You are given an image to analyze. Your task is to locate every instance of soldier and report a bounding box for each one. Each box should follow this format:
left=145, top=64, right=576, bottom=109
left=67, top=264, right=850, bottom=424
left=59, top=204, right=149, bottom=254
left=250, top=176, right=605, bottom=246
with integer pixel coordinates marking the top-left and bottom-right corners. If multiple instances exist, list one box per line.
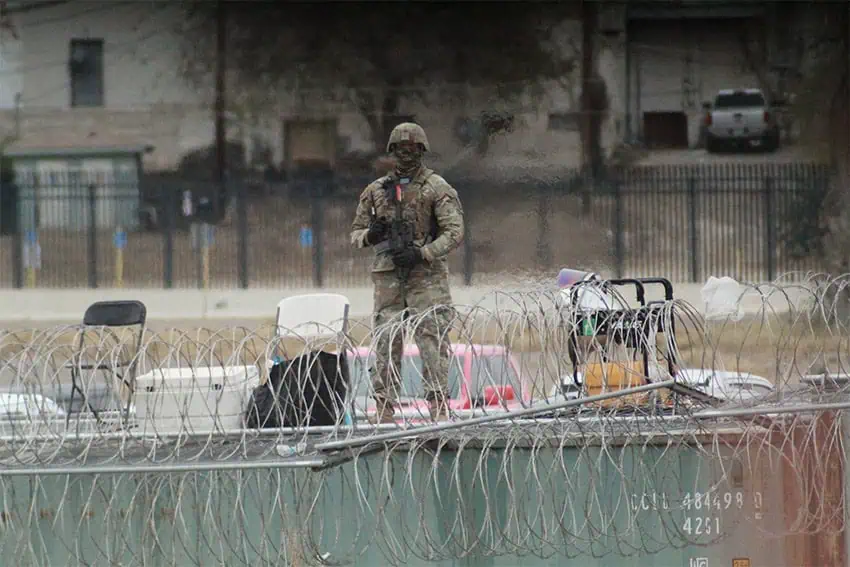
left=350, top=122, right=465, bottom=423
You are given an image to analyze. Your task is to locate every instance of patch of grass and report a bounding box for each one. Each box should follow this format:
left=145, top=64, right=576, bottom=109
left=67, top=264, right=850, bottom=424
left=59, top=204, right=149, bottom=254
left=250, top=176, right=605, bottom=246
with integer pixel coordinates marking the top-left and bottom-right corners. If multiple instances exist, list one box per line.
left=669, top=313, right=845, bottom=385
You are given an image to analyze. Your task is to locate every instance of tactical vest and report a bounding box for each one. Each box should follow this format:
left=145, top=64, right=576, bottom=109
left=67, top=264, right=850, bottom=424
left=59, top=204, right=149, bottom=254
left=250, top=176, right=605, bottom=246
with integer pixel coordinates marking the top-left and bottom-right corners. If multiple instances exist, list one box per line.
left=369, top=168, right=443, bottom=273
left=375, top=169, right=439, bottom=245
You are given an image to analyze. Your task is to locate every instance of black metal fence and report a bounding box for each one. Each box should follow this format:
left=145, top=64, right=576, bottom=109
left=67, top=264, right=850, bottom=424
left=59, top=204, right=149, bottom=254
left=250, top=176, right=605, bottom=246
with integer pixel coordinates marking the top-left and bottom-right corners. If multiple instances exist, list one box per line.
left=0, top=162, right=832, bottom=289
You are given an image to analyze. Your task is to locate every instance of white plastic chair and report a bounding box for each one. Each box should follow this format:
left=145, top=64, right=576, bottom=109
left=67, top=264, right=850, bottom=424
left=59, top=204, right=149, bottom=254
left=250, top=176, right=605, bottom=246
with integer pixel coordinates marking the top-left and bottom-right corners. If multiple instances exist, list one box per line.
left=274, top=293, right=350, bottom=340
left=271, top=293, right=354, bottom=426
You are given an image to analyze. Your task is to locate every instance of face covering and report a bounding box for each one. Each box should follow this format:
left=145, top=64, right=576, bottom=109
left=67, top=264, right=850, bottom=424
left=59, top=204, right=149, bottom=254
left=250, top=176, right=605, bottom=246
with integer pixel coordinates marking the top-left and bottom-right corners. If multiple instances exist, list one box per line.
left=393, top=144, right=423, bottom=178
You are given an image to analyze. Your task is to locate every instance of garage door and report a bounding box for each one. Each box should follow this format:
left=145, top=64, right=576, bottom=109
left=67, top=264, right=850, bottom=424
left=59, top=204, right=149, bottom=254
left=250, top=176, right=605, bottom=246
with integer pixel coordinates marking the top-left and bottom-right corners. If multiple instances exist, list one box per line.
left=631, top=21, right=691, bottom=148
left=35, top=160, right=84, bottom=230
left=632, top=21, right=688, bottom=114
left=80, top=159, right=140, bottom=230
left=642, top=112, right=689, bottom=149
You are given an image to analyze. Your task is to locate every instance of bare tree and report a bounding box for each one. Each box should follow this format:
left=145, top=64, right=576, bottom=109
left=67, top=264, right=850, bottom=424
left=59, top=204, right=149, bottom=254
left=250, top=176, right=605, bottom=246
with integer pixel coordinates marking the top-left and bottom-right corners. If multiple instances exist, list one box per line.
left=732, top=4, right=850, bottom=282
left=780, top=4, right=850, bottom=277
left=178, top=2, right=578, bottom=153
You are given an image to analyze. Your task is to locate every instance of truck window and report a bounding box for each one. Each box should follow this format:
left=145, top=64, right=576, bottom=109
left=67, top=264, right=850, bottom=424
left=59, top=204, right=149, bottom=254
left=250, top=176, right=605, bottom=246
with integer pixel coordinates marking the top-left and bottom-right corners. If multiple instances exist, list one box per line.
left=713, top=92, right=765, bottom=109
left=350, top=354, right=462, bottom=399
left=469, top=354, right=522, bottom=400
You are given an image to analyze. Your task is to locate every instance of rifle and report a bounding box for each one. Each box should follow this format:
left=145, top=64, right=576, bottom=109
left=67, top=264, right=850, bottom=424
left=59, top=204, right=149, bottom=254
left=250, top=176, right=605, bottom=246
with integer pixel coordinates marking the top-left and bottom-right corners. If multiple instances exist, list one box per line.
left=386, top=179, right=415, bottom=293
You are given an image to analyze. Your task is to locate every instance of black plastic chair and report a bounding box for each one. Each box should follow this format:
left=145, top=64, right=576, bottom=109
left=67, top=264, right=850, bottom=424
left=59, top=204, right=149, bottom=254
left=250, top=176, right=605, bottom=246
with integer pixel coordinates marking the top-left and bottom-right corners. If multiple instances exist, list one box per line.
left=66, top=300, right=147, bottom=426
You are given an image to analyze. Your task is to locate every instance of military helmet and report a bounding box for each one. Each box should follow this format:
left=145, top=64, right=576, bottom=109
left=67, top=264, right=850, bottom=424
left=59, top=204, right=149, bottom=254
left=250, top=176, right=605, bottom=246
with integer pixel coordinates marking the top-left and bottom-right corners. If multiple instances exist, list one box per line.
left=386, top=122, right=430, bottom=153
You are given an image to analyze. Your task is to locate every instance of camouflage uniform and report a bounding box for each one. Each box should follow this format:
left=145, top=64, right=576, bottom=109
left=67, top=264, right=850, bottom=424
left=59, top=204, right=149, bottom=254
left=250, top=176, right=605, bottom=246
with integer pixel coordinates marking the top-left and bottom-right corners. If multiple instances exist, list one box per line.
left=350, top=123, right=465, bottom=423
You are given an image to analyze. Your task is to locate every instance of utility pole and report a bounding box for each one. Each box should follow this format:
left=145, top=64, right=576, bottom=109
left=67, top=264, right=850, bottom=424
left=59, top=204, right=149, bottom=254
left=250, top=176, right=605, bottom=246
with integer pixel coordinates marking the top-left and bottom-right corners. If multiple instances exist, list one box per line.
left=215, top=0, right=227, bottom=217
left=205, top=0, right=238, bottom=289
left=213, top=0, right=247, bottom=287
left=580, top=0, right=597, bottom=215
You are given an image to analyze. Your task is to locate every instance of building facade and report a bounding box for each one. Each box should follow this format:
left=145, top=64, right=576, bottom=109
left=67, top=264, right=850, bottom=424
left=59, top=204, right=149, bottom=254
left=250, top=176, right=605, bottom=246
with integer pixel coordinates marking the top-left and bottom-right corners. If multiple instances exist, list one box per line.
left=0, top=1, right=214, bottom=171
left=0, top=1, right=792, bottom=175
left=624, top=1, right=777, bottom=149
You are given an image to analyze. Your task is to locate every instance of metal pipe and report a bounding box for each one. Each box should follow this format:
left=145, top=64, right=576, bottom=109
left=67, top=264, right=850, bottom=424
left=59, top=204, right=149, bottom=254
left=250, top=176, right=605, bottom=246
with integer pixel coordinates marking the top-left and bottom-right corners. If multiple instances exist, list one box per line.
left=0, top=457, right=327, bottom=477
left=314, top=379, right=677, bottom=452
left=693, top=400, right=850, bottom=420
left=0, top=412, right=695, bottom=445
left=843, top=394, right=850, bottom=567
left=0, top=396, right=701, bottom=445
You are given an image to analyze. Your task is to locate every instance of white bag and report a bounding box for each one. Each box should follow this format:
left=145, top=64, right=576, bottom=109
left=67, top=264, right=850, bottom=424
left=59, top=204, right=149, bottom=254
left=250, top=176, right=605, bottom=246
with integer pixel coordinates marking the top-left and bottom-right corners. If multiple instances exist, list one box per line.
left=701, top=276, right=744, bottom=322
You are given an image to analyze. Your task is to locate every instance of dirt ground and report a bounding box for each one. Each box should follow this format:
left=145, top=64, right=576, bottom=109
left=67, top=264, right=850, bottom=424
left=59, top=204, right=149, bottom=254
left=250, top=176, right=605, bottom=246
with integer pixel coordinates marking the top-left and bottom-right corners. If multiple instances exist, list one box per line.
left=0, top=309, right=834, bottom=397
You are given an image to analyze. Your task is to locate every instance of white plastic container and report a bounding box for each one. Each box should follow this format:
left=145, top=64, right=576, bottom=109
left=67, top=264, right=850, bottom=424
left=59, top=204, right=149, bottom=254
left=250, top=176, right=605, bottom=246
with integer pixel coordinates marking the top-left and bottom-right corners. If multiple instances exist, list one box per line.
left=134, top=365, right=260, bottom=434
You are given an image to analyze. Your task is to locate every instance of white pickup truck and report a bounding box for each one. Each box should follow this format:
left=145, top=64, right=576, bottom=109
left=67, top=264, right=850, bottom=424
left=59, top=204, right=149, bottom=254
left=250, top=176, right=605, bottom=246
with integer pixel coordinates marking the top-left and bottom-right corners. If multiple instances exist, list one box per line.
left=704, top=88, right=780, bottom=153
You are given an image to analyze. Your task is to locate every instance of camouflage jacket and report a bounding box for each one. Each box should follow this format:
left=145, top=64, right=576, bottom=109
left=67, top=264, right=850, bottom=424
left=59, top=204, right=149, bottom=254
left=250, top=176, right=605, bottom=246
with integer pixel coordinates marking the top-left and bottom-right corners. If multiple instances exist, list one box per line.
left=350, top=166, right=465, bottom=274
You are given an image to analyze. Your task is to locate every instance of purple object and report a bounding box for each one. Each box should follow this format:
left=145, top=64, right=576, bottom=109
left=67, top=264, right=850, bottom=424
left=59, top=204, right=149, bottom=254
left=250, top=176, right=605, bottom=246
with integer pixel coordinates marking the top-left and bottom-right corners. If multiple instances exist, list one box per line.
left=557, top=268, right=598, bottom=288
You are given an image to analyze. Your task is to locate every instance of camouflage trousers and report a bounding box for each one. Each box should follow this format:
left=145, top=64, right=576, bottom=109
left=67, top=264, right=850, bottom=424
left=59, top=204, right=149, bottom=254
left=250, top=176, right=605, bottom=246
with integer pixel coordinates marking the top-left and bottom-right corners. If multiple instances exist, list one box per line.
left=370, top=270, right=455, bottom=405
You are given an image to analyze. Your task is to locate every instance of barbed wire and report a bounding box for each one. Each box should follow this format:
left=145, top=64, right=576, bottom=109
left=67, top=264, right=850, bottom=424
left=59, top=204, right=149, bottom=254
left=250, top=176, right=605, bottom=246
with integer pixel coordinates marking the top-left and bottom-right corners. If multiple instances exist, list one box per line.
left=0, top=273, right=848, bottom=565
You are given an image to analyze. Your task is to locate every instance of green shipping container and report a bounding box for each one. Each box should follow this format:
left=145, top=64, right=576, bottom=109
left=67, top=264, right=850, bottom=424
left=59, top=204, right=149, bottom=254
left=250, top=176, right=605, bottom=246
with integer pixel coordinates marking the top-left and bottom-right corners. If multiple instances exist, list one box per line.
left=0, top=441, right=789, bottom=567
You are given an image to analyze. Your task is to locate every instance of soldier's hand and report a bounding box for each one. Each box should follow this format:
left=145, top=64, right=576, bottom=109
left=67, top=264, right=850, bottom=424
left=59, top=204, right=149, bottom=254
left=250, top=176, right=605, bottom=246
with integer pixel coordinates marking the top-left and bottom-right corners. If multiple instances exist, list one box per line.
left=391, top=246, right=423, bottom=269
left=366, top=217, right=389, bottom=245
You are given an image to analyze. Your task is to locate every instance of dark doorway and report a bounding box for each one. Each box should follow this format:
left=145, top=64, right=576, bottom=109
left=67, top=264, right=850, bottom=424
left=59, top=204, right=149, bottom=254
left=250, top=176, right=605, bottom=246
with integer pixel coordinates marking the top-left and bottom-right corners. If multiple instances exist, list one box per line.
left=642, top=111, right=689, bottom=149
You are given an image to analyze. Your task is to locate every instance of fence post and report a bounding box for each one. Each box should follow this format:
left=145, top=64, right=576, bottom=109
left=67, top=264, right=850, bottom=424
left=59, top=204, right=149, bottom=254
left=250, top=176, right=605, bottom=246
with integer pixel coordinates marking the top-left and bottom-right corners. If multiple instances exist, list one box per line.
left=613, top=175, right=624, bottom=278
left=197, top=222, right=211, bottom=290
left=87, top=184, right=98, bottom=288
left=311, top=193, right=324, bottom=288
left=163, top=188, right=174, bottom=289
left=764, top=176, right=776, bottom=281
left=237, top=181, right=249, bottom=289
left=12, top=189, right=22, bottom=289
left=463, top=198, right=473, bottom=286
left=687, top=177, right=699, bottom=283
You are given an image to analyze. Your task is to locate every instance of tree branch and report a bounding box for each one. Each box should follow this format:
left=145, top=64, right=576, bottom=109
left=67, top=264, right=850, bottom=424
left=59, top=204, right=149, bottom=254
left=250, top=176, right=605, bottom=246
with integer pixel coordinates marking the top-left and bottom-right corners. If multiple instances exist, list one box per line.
left=178, top=2, right=578, bottom=151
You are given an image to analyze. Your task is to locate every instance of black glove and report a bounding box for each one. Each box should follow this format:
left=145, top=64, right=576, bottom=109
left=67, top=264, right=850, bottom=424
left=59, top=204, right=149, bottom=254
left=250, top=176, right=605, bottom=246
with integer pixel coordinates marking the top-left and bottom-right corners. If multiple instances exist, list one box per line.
left=392, top=246, right=423, bottom=269
left=366, top=217, right=389, bottom=246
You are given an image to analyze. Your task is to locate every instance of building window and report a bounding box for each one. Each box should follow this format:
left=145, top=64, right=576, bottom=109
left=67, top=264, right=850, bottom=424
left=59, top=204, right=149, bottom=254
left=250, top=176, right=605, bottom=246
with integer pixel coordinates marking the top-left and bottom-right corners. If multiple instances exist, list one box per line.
left=69, top=38, right=103, bottom=107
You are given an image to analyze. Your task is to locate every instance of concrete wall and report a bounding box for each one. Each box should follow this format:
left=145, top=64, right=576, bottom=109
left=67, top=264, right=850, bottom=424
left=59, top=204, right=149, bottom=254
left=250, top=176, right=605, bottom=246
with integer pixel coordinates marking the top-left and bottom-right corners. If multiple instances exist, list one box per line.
left=0, top=2, right=219, bottom=169
left=0, top=105, right=219, bottom=170
left=13, top=3, right=196, bottom=109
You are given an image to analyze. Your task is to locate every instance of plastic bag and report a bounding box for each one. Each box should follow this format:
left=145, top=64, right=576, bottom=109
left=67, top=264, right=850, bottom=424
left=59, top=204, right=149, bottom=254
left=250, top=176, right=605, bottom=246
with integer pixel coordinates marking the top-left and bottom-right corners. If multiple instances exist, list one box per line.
left=701, top=276, right=744, bottom=322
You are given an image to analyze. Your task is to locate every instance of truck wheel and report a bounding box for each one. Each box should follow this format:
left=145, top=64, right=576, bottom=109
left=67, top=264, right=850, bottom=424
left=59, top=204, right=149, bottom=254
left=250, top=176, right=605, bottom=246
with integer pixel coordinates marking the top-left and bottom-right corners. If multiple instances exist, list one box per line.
left=705, top=136, right=719, bottom=154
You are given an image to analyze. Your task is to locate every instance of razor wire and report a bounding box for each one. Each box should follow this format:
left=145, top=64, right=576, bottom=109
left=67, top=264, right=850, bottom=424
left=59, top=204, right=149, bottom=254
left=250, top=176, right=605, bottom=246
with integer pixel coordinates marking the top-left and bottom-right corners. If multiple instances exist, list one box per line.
left=0, top=273, right=848, bottom=565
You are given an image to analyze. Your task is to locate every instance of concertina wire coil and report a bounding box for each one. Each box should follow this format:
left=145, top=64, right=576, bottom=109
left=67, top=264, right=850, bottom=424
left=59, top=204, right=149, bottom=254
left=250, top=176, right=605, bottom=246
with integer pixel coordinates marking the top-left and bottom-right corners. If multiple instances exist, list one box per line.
left=0, top=272, right=847, bottom=565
